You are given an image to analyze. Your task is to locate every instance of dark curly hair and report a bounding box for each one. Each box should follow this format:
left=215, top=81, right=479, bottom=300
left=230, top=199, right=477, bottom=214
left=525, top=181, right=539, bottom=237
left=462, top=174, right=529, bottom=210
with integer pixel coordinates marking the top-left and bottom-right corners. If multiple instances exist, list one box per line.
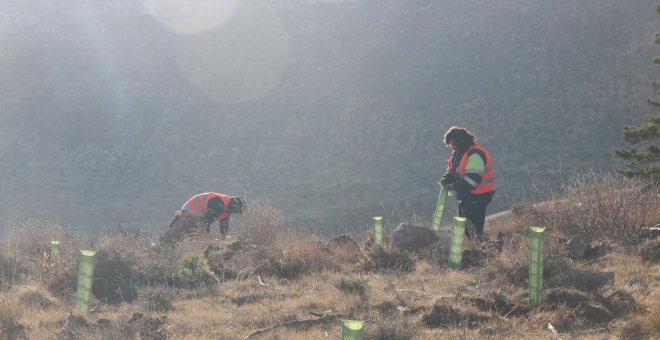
left=443, top=126, right=477, bottom=151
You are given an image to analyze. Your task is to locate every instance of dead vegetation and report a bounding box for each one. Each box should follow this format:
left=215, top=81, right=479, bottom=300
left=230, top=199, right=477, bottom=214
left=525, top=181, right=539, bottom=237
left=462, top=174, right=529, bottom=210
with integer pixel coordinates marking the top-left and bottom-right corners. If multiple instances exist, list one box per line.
left=0, top=173, right=658, bottom=339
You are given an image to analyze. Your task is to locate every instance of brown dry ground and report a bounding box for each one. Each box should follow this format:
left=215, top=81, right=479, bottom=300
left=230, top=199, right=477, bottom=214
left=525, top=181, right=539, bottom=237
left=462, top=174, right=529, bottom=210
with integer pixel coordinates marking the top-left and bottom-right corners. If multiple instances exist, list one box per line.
left=1, top=177, right=659, bottom=339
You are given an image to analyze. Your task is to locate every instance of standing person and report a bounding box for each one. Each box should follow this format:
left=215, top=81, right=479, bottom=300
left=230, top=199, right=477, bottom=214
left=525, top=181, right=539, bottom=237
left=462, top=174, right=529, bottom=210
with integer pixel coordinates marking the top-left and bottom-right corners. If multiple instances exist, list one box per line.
left=440, top=126, right=496, bottom=242
left=170, top=192, right=245, bottom=237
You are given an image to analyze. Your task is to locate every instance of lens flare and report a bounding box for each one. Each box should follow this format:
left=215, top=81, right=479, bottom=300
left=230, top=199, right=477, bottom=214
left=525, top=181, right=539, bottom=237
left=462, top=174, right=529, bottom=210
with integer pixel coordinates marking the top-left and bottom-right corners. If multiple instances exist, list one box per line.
left=176, top=1, right=289, bottom=103
left=143, top=0, right=239, bottom=35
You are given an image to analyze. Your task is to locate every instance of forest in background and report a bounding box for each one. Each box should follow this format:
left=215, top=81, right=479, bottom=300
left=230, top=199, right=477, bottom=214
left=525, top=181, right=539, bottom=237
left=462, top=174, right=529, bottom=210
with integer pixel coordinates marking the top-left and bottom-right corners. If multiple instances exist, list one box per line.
left=0, top=0, right=657, bottom=233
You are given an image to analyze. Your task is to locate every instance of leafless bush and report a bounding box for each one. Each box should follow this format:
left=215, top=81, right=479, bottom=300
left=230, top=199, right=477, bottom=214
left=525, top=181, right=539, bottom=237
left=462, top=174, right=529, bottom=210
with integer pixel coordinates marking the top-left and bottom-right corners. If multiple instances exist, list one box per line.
left=562, top=172, right=657, bottom=244
left=0, top=253, right=31, bottom=291
left=0, top=306, right=26, bottom=339
left=513, top=172, right=658, bottom=244
left=2, top=220, right=90, bottom=295
left=237, top=200, right=283, bottom=246
left=95, top=230, right=178, bottom=288
left=1, top=220, right=66, bottom=258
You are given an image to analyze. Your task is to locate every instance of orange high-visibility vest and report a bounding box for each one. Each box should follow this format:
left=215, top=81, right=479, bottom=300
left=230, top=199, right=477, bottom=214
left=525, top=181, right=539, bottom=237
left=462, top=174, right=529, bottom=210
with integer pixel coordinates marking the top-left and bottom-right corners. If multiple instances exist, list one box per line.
left=447, top=144, right=496, bottom=195
left=181, top=192, right=231, bottom=222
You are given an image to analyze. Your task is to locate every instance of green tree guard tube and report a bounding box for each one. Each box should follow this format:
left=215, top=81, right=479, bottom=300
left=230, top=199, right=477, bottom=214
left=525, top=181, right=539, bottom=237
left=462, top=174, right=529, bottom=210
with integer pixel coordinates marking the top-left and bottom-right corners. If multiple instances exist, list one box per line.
left=432, top=183, right=449, bottom=231
left=529, top=227, right=545, bottom=305
left=373, top=216, right=383, bottom=245
left=50, top=241, right=60, bottom=260
left=448, top=217, right=467, bottom=269
left=75, top=250, right=96, bottom=313
left=342, top=320, right=364, bottom=340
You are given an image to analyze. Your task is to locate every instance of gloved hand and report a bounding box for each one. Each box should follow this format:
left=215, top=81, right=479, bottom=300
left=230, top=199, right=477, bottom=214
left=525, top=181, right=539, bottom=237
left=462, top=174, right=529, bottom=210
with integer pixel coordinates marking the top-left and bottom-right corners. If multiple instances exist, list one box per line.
left=439, top=173, right=454, bottom=187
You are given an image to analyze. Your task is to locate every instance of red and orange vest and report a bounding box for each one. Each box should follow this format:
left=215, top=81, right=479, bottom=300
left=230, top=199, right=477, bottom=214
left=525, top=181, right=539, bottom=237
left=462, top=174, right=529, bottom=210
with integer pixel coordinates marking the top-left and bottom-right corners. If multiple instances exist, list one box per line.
left=180, top=192, right=231, bottom=222
left=447, top=144, right=496, bottom=195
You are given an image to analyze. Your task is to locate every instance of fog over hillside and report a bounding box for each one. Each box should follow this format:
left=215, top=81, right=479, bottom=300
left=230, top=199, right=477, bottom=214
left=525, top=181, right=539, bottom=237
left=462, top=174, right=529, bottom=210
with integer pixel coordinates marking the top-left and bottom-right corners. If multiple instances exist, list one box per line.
left=0, top=0, right=657, bottom=232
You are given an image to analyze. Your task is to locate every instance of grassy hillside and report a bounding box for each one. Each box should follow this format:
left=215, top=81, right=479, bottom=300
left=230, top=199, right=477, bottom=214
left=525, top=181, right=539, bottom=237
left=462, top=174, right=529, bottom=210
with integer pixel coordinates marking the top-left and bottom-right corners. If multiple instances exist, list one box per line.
left=0, top=0, right=657, bottom=232
left=0, top=174, right=658, bottom=339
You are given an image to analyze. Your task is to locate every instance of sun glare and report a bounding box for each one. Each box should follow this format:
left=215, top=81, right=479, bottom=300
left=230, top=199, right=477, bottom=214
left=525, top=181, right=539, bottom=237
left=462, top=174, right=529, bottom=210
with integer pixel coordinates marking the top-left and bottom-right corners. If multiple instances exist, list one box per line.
left=175, top=1, right=290, bottom=103
left=143, top=0, right=240, bottom=35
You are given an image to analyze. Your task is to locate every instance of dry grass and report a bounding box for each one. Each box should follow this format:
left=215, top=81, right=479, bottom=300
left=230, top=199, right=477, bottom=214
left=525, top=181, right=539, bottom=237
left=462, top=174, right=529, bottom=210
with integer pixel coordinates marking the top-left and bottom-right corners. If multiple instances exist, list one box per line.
left=0, top=175, right=658, bottom=339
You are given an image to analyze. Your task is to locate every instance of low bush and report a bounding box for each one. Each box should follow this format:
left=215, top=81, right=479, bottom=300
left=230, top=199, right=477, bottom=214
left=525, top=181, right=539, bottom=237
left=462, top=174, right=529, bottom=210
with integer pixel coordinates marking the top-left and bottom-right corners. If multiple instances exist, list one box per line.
left=141, top=287, right=176, bottom=312
left=0, top=220, right=66, bottom=258
left=0, top=306, right=26, bottom=339
left=515, top=173, right=657, bottom=244
left=563, top=173, right=657, bottom=244
left=237, top=200, right=283, bottom=246
left=0, top=253, right=30, bottom=290
left=175, top=253, right=218, bottom=288
left=336, top=276, right=368, bottom=298
left=371, top=317, right=417, bottom=340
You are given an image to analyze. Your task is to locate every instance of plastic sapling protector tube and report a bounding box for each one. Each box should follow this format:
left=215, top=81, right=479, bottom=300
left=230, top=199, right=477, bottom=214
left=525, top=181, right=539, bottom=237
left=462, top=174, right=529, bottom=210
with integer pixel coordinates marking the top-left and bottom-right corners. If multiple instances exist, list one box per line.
left=75, top=250, right=96, bottom=313
left=432, top=183, right=449, bottom=231
left=529, top=227, right=545, bottom=305
left=448, top=217, right=467, bottom=269
left=373, top=216, right=383, bottom=245
left=341, top=320, right=364, bottom=340
left=50, top=241, right=60, bottom=260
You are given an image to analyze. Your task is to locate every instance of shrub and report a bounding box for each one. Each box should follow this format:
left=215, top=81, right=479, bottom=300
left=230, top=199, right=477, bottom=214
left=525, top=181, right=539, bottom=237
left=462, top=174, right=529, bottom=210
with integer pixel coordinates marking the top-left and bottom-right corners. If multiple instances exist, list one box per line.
left=0, top=253, right=30, bottom=290
left=372, top=317, right=417, bottom=340
left=563, top=173, right=657, bottom=243
left=336, top=276, right=368, bottom=297
left=175, top=253, right=218, bottom=288
left=0, top=306, right=26, bottom=339
left=513, top=172, right=657, bottom=244
left=0, top=220, right=65, bottom=258
left=237, top=200, right=283, bottom=246
left=141, top=287, right=176, bottom=312
left=92, top=249, right=138, bottom=304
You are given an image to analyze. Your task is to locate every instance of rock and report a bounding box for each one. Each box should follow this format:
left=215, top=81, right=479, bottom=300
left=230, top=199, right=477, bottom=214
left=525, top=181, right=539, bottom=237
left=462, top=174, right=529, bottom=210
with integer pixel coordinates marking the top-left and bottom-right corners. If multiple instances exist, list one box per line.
left=567, top=234, right=590, bottom=260
left=392, top=223, right=440, bottom=250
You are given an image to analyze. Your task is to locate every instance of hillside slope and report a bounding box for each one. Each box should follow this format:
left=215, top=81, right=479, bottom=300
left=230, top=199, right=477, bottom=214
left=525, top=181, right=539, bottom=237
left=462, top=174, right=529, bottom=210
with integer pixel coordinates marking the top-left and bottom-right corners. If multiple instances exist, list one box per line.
left=0, top=0, right=657, bottom=231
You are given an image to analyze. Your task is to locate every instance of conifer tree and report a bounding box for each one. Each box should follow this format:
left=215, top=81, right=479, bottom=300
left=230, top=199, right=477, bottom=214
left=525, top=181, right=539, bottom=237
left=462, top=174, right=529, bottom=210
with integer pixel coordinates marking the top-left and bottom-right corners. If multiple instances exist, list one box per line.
left=615, top=5, right=660, bottom=181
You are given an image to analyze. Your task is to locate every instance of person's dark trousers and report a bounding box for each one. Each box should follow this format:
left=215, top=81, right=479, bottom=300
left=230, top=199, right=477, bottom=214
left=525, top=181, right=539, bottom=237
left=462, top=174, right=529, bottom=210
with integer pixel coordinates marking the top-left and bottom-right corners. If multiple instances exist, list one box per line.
left=458, top=201, right=487, bottom=241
